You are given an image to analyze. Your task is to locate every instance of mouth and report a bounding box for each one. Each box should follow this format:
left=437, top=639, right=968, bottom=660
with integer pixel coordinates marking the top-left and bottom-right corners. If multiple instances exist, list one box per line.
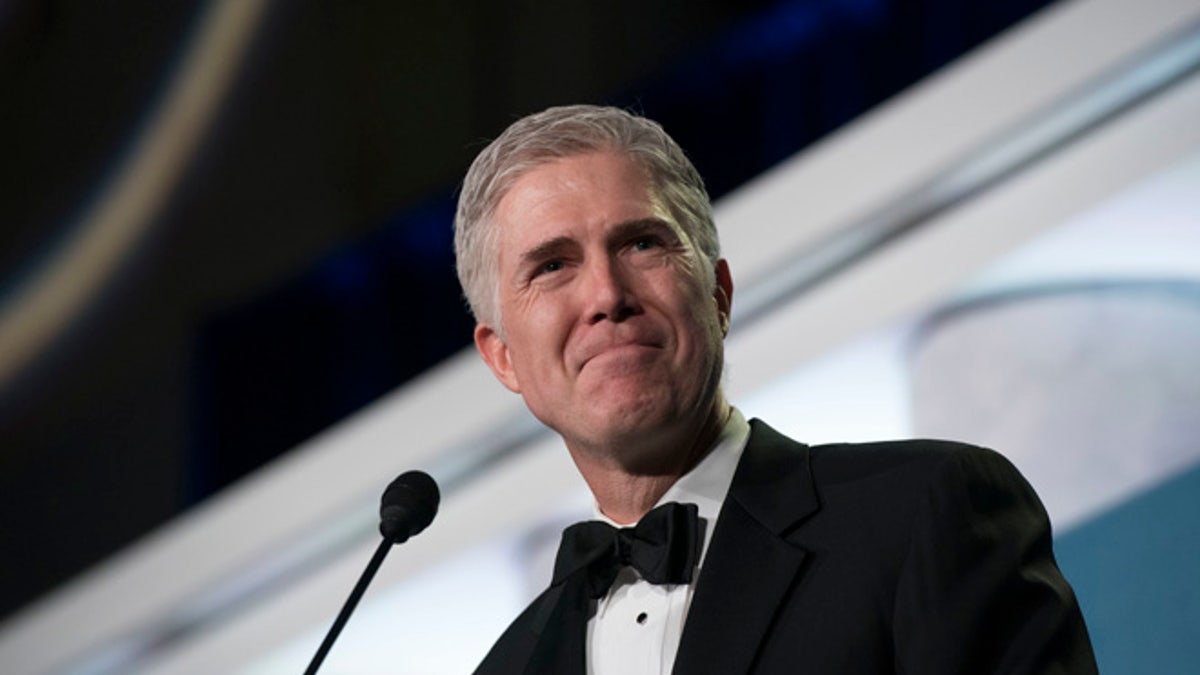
left=578, top=340, right=662, bottom=372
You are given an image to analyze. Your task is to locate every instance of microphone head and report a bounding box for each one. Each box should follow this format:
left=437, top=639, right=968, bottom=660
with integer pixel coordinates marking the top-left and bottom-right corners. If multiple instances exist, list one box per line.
left=379, top=470, right=440, bottom=543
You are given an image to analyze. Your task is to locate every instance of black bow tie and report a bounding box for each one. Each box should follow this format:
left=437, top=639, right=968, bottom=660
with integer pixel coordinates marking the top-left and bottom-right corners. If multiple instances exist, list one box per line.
left=552, top=502, right=702, bottom=600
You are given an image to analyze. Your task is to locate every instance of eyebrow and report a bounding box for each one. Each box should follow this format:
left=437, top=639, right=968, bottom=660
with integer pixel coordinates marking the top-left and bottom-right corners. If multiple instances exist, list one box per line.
left=518, top=236, right=575, bottom=269
left=515, top=217, right=677, bottom=269
left=606, top=217, right=675, bottom=243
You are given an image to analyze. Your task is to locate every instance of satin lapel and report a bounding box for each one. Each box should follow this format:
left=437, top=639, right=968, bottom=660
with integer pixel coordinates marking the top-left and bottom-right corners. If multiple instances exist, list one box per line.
left=523, top=576, right=590, bottom=675
left=671, top=420, right=819, bottom=675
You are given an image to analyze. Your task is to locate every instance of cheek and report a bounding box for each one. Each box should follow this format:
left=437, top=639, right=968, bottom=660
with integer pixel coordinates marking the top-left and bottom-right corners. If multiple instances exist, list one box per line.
left=507, top=299, right=572, bottom=368
left=672, top=273, right=719, bottom=329
left=677, top=285, right=725, bottom=364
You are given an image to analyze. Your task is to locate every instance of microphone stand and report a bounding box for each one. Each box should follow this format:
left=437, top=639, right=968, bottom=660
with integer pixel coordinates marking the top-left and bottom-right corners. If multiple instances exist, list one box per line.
left=303, top=535, right=393, bottom=675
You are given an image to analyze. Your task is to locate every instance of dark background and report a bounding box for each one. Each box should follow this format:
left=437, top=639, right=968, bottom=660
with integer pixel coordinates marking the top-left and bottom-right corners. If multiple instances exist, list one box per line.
left=0, top=0, right=1050, bottom=620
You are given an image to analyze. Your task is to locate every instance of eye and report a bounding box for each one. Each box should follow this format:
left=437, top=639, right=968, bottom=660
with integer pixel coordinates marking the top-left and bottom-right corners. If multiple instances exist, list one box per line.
left=631, top=236, right=661, bottom=251
left=536, top=259, right=564, bottom=276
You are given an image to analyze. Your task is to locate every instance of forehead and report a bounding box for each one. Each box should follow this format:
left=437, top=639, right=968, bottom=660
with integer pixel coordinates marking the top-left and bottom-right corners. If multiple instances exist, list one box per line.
left=492, top=152, right=671, bottom=250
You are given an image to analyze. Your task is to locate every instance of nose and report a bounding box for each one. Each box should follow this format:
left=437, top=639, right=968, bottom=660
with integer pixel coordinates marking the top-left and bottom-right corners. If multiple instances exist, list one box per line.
left=583, top=255, right=640, bottom=324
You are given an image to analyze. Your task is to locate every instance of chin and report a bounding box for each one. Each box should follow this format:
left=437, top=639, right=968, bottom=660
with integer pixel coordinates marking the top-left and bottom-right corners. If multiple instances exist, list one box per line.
left=586, top=399, right=686, bottom=443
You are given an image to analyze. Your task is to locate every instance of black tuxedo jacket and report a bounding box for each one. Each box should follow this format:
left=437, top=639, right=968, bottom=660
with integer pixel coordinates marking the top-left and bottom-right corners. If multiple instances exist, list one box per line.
left=474, top=419, right=1097, bottom=674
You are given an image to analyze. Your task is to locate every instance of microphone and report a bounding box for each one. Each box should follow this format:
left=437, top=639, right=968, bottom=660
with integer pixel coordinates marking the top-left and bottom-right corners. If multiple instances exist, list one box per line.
left=380, top=470, right=440, bottom=543
left=304, top=470, right=440, bottom=675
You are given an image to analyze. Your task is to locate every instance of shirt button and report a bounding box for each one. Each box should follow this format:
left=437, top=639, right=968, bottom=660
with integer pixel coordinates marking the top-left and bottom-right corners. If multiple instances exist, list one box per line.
left=636, top=612, right=648, bottom=624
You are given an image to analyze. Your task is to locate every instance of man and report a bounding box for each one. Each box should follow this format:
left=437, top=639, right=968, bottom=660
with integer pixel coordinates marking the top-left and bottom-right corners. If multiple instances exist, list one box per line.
left=454, top=105, right=1096, bottom=674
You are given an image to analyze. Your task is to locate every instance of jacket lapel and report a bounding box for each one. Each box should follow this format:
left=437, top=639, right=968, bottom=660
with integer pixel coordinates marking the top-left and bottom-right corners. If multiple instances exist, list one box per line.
left=671, top=420, right=819, bottom=675
left=522, top=575, right=590, bottom=675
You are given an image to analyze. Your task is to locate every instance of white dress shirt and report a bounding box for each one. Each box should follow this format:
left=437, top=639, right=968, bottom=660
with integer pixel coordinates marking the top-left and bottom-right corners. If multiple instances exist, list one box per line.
left=586, top=409, right=750, bottom=675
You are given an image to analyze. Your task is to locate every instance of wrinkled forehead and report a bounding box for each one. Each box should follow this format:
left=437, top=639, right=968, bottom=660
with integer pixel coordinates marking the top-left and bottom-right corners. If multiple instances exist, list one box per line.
left=491, top=153, right=678, bottom=249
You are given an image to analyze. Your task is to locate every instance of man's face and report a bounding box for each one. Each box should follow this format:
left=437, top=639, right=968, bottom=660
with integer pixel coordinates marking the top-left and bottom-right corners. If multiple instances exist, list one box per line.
left=474, top=151, right=732, bottom=458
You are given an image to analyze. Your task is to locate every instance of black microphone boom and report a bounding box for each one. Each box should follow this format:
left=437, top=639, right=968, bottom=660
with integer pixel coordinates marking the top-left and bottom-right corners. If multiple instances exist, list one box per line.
left=303, top=470, right=440, bottom=675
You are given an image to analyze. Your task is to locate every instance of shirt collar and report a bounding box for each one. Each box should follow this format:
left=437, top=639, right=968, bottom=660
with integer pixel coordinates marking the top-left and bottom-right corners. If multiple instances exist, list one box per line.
left=657, top=407, right=748, bottom=529
left=590, top=407, right=750, bottom=561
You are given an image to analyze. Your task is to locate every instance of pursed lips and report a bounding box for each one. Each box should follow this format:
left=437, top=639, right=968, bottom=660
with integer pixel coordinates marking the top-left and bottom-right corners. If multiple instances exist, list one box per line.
left=575, top=336, right=664, bottom=373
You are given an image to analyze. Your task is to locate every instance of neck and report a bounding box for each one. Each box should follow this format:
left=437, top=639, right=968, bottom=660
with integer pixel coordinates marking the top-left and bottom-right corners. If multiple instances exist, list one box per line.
left=570, top=397, right=731, bottom=525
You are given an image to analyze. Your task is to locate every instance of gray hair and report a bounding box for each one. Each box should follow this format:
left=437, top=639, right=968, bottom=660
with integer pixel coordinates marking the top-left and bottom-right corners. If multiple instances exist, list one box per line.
left=453, top=104, right=719, bottom=328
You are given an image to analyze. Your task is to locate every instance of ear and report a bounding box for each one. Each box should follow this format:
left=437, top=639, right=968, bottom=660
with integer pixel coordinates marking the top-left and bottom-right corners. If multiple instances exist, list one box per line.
left=474, top=323, right=522, bottom=393
left=713, top=259, right=734, bottom=336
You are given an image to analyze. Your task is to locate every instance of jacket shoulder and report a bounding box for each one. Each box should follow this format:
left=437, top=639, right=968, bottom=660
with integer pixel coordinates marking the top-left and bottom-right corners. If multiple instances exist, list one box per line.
left=808, top=436, right=1023, bottom=489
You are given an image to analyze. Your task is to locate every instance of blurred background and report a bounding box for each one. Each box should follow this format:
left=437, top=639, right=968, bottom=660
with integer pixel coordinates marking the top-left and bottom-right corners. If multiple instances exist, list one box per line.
left=1, top=0, right=1197, bottom=673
